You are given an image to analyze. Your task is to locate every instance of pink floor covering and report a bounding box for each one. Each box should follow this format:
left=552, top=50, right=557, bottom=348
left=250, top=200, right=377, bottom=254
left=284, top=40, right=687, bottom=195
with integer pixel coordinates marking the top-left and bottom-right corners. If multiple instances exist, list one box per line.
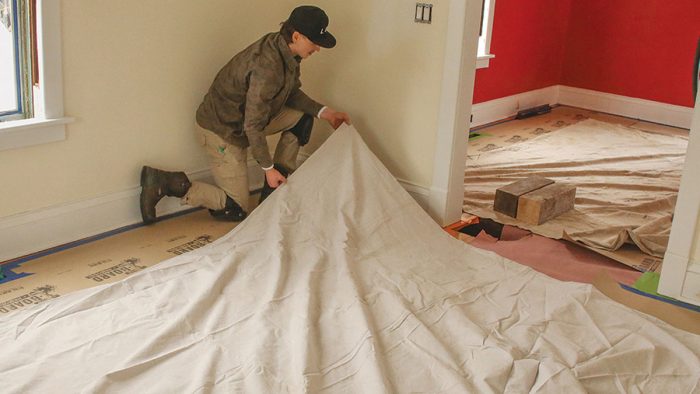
left=467, top=225, right=642, bottom=286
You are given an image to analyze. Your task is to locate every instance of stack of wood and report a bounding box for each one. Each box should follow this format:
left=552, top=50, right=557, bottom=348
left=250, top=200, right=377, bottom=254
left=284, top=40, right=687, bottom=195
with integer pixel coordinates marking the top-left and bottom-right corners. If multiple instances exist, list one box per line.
left=494, top=176, right=576, bottom=225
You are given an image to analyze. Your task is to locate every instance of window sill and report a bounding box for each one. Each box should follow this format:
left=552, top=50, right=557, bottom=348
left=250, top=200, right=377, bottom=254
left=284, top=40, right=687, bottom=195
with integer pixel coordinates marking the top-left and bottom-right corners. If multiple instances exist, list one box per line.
left=476, top=54, right=495, bottom=69
left=0, top=117, right=74, bottom=151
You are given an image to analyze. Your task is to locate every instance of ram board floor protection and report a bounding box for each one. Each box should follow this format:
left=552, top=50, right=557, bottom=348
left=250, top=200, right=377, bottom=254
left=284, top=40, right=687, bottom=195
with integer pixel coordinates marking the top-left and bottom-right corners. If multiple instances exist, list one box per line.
left=0, top=209, right=239, bottom=315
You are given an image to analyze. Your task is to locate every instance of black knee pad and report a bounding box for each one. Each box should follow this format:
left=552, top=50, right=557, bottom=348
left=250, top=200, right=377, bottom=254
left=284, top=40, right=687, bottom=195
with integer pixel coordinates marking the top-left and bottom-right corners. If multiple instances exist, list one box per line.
left=209, top=196, right=246, bottom=222
left=289, top=113, right=314, bottom=146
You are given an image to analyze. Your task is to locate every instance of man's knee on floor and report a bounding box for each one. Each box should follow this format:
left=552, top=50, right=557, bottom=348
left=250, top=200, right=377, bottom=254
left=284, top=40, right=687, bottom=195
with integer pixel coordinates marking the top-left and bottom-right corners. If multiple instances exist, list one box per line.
left=209, top=195, right=247, bottom=222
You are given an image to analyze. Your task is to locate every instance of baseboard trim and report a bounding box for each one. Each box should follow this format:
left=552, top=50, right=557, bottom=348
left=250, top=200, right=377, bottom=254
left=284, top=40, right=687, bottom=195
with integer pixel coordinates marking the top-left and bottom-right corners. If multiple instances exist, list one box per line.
left=426, top=185, right=454, bottom=226
left=471, top=86, right=560, bottom=128
left=557, top=86, right=693, bottom=129
left=659, top=251, right=691, bottom=299
left=0, top=168, right=216, bottom=262
left=471, top=85, right=694, bottom=130
left=1, top=157, right=432, bottom=262
left=396, top=178, right=431, bottom=210
left=682, top=270, right=700, bottom=306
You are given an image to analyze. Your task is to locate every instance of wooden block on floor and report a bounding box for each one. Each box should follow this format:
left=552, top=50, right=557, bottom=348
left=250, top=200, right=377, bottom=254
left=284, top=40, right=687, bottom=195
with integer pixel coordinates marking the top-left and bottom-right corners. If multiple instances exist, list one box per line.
left=494, top=176, right=555, bottom=217
left=516, top=183, right=576, bottom=225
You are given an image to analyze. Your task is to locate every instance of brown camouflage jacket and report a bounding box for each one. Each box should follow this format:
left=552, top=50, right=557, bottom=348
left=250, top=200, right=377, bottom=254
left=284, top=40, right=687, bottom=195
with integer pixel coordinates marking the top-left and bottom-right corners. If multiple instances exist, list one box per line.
left=196, top=32, right=323, bottom=168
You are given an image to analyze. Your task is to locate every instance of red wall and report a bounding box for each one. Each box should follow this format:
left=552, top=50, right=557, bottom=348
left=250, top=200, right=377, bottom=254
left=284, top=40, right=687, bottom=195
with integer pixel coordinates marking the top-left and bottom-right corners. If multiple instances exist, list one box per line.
left=562, top=0, right=700, bottom=107
left=472, top=0, right=573, bottom=104
left=473, top=0, right=700, bottom=108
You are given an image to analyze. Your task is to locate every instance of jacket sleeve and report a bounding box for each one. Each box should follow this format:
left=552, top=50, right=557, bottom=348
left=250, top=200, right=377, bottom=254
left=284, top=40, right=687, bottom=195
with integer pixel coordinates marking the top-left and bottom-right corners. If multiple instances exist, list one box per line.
left=244, top=67, right=277, bottom=168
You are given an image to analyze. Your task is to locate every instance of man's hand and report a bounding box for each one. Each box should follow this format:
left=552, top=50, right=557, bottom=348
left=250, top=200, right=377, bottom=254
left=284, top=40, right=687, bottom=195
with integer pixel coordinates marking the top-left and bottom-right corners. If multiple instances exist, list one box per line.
left=320, top=107, right=351, bottom=130
left=265, top=168, right=287, bottom=188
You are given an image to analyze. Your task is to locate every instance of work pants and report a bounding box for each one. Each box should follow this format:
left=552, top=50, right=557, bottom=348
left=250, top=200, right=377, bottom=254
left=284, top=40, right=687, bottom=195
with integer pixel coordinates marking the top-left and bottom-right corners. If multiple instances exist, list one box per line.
left=183, top=107, right=303, bottom=213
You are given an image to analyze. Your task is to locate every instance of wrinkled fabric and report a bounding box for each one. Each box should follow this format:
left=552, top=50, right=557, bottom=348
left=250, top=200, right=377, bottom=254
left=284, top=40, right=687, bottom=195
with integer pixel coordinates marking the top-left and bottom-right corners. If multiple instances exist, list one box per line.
left=464, top=119, right=688, bottom=257
left=1, top=126, right=698, bottom=393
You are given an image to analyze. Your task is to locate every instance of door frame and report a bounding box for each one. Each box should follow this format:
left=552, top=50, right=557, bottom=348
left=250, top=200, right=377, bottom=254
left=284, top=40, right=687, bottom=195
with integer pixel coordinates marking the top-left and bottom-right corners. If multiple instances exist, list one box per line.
left=430, top=0, right=700, bottom=306
left=428, top=0, right=481, bottom=226
left=659, top=90, right=700, bottom=306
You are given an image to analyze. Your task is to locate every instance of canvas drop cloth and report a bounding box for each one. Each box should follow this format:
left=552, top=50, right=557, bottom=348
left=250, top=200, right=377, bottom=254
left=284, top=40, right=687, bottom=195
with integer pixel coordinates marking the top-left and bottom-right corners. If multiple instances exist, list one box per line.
left=464, top=119, right=688, bottom=257
left=0, top=126, right=698, bottom=393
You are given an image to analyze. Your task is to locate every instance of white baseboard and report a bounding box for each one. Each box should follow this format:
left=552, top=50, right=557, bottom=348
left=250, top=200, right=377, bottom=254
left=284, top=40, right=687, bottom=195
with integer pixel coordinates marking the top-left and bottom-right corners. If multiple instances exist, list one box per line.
left=0, top=156, right=431, bottom=262
left=426, top=186, right=449, bottom=226
left=681, top=270, right=700, bottom=306
left=396, top=178, right=431, bottom=210
left=0, top=159, right=269, bottom=263
left=471, top=85, right=695, bottom=130
left=0, top=168, right=215, bottom=262
left=656, top=252, right=700, bottom=306
left=557, top=86, right=694, bottom=129
left=471, top=86, right=560, bottom=128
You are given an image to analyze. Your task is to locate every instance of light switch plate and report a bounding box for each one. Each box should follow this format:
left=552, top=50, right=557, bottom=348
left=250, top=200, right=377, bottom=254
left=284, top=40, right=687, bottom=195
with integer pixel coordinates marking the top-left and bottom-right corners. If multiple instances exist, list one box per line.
left=415, top=3, right=433, bottom=24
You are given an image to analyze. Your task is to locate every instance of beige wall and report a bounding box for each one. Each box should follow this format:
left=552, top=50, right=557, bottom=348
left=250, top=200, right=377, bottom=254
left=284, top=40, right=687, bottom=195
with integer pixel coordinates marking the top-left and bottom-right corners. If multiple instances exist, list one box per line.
left=0, top=0, right=450, bottom=219
left=300, top=1, right=448, bottom=185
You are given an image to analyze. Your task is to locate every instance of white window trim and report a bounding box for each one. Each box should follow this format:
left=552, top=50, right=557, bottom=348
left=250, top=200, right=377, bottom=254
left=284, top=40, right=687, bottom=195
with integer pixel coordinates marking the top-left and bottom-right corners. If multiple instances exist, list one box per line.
left=476, top=54, right=495, bottom=69
left=476, top=0, right=496, bottom=69
left=0, top=0, right=72, bottom=151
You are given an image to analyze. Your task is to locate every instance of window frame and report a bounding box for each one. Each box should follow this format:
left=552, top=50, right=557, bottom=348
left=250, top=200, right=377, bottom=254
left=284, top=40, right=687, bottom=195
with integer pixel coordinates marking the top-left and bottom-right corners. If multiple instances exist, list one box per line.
left=0, top=0, right=72, bottom=151
left=476, top=0, right=496, bottom=69
left=0, top=0, right=33, bottom=120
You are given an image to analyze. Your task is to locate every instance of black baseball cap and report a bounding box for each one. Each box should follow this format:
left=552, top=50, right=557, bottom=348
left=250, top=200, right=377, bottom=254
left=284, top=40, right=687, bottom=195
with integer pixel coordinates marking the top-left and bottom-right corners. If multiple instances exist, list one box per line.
left=288, top=6, right=336, bottom=48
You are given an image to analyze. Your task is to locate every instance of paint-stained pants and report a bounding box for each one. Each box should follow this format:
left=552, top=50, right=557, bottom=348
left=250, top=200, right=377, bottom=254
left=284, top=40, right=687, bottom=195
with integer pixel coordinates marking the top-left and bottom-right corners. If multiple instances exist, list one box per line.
left=183, top=107, right=304, bottom=213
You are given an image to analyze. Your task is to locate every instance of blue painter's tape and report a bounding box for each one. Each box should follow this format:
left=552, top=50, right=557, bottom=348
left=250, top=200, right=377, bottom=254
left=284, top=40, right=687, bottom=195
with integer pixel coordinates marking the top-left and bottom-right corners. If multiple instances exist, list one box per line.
left=0, top=207, right=203, bottom=286
left=620, top=283, right=700, bottom=313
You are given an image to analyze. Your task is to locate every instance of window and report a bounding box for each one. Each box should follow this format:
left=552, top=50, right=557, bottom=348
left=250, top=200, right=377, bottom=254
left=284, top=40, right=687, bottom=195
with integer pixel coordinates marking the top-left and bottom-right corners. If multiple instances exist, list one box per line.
left=1, top=0, right=33, bottom=121
left=0, top=0, right=70, bottom=151
left=476, top=0, right=496, bottom=69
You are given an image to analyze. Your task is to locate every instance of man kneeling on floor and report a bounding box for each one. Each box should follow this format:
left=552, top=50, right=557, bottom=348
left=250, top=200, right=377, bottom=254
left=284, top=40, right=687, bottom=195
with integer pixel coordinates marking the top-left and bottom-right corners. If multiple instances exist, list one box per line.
left=140, top=5, right=351, bottom=224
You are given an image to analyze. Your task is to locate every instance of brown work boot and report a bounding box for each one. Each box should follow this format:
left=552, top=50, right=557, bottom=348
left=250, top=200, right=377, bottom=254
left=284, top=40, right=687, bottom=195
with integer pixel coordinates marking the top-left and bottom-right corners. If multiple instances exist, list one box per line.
left=140, top=166, right=191, bottom=224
